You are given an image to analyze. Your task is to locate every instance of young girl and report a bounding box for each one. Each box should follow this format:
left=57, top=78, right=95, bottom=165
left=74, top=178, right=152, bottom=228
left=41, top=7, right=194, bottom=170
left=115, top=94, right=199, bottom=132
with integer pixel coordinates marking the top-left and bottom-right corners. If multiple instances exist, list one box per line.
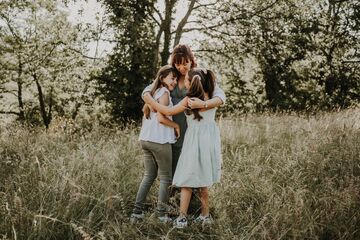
left=145, top=68, right=222, bottom=228
left=131, top=65, right=180, bottom=223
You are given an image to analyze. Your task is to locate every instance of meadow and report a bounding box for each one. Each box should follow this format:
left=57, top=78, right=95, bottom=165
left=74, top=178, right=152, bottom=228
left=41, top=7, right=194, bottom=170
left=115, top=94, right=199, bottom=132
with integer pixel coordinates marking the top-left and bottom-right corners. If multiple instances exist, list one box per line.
left=1, top=109, right=360, bottom=240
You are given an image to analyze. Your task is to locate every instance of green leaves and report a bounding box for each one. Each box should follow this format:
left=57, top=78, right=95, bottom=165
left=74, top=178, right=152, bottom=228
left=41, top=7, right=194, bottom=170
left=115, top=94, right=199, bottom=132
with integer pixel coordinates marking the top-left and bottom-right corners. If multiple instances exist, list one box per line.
left=0, top=1, right=103, bottom=127
left=95, top=0, right=157, bottom=123
left=196, top=0, right=359, bottom=112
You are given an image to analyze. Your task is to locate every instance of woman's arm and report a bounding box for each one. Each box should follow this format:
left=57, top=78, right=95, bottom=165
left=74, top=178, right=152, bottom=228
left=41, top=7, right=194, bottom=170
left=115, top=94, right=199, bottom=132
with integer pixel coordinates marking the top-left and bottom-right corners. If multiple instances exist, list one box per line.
left=144, top=93, right=188, bottom=116
left=156, top=92, right=180, bottom=138
left=188, top=97, right=223, bottom=109
left=142, top=86, right=156, bottom=112
left=188, top=85, right=226, bottom=109
left=141, top=84, right=153, bottom=100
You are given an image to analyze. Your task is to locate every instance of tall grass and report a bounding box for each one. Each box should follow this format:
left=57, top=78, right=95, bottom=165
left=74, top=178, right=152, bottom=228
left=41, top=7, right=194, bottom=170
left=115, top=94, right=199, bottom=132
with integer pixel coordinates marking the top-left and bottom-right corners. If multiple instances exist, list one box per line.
left=1, top=109, right=360, bottom=239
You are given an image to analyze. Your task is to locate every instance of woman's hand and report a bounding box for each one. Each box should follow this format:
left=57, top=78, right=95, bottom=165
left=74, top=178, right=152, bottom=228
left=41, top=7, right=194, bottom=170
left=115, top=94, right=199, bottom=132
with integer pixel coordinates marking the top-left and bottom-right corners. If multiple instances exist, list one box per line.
left=187, top=97, right=205, bottom=109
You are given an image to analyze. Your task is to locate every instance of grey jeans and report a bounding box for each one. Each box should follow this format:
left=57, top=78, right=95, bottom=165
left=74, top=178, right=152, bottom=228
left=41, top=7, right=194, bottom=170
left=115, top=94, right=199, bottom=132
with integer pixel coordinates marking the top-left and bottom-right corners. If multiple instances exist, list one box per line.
left=133, top=140, right=172, bottom=215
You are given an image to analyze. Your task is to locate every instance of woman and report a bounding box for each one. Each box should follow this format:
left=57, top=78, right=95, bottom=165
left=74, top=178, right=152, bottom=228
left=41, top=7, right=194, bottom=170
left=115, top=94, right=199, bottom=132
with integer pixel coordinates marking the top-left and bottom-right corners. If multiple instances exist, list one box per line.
left=143, top=44, right=226, bottom=176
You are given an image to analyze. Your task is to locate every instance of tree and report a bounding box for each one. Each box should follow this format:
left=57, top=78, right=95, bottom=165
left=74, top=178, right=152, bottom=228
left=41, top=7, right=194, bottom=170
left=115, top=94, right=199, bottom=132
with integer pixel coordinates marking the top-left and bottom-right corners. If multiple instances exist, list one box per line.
left=95, top=0, right=225, bottom=123
left=0, top=0, right=101, bottom=127
left=95, top=0, right=157, bottom=123
left=193, top=0, right=360, bottom=111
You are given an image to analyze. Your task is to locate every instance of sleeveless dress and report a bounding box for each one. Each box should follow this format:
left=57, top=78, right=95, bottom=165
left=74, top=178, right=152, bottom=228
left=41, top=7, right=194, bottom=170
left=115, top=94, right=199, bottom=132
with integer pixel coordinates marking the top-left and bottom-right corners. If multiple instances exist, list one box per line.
left=172, top=108, right=222, bottom=188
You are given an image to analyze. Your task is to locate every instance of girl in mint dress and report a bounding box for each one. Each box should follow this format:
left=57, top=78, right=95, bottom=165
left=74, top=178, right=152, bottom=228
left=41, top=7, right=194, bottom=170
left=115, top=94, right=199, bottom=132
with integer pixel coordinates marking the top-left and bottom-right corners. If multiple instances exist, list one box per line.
left=147, top=68, right=222, bottom=228
left=172, top=107, right=221, bottom=188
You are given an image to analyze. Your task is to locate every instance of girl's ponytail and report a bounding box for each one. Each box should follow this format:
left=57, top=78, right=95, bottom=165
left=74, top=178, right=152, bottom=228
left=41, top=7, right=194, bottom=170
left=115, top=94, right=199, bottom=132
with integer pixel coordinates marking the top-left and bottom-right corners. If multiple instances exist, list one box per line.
left=203, top=69, right=215, bottom=99
left=186, top=68, right=217, bottom=121
left=190, top=75, right=205, bottom=97
left=186, top=74, right=205, bottom=121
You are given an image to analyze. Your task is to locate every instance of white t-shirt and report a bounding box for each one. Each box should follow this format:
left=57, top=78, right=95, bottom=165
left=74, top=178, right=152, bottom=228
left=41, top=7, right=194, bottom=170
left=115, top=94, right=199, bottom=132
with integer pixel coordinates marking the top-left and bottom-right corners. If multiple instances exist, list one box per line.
left=139, top=87, right=177, bottom=144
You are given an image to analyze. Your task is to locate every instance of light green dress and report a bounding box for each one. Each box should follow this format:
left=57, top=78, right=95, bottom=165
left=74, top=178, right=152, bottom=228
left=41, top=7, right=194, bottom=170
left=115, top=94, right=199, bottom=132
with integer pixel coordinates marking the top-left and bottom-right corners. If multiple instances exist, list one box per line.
left=172, top=108, right=222, bottom=188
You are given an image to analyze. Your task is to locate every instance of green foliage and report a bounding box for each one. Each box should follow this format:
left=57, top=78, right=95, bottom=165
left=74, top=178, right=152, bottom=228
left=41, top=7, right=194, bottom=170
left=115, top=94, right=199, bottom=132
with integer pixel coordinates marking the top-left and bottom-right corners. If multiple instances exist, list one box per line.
left=196, top=0, right=360, bottom=113
left=1, top=0, right=360, bottom=124
left=1, top=109, right=360, bottom=239
left=95, top=0, right=157, bottom=123
left=0, top=1, right=102, bottom=127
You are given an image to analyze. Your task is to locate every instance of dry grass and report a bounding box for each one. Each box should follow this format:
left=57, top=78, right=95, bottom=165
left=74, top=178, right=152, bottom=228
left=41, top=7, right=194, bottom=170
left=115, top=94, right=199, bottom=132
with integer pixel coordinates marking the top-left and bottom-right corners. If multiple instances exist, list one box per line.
left=1, top=109, right=360, bottom=239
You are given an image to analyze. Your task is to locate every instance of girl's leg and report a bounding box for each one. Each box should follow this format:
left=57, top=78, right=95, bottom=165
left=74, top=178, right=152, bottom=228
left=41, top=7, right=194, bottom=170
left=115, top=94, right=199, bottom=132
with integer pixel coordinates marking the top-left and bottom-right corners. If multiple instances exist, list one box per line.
left=133, top=141, right=158, bottom=213
left=199, top=187, right=209, bottom=216
left=152, top=143, right=172, bottom=216
left=179, top=187, right=192, bottom=217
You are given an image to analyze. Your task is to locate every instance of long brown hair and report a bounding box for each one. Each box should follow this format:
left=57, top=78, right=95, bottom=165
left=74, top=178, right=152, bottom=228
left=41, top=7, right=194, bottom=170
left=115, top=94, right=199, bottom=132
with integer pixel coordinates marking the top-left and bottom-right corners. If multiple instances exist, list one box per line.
left=186, top=68, right=216, bottom=121
left=169, top=44, right=197, bottom=72
left=143, top=65, right=176, bottom=119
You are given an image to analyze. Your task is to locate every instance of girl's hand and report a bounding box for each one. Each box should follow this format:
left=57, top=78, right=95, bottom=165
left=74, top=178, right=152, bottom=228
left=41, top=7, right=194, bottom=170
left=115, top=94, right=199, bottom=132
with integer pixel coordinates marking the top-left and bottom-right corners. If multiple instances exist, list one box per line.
left=175, top=125, right=180, bottom=139
left=188, top=97, right=205, bottom=109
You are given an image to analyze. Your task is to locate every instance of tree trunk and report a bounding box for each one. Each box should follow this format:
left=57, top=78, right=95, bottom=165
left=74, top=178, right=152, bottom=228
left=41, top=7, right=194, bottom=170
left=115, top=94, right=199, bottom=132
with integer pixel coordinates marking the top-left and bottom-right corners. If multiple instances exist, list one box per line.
left=47, top=87, right=53, bottom=126
left=153, top=25, right=163, bottom=74
left=173, top=0, right=196, bottom=47
left=34, top=73, right=49, bottom=129
left=160, top=0, right=177, bottom=65
left=17, top=61, right=25, bottom=120
left=17, top=81, right=25, bottom=120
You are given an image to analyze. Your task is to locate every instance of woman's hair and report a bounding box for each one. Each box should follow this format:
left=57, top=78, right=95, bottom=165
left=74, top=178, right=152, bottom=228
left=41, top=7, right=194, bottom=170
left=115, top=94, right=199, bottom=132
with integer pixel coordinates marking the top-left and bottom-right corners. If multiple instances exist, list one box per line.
left=169, top=44, right=197, bottom=71
left=186, top=68, right=216, bottom=121
left=143, top=65, right=176, bottom=119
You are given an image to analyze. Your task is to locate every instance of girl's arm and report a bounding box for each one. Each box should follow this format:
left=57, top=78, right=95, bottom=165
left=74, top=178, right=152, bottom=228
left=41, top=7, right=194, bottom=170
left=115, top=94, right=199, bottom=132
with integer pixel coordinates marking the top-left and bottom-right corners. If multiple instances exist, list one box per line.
left=156, top=92, right=180, bottom=138
left=144, top=93, right=188, bottom=116
left=188, top=84, right=226, bottom=109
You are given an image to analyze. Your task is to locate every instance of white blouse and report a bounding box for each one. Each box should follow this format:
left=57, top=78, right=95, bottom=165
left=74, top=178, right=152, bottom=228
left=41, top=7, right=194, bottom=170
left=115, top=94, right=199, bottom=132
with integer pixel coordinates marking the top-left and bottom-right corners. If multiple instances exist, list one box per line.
left=139, top=87, right=177, bottom=144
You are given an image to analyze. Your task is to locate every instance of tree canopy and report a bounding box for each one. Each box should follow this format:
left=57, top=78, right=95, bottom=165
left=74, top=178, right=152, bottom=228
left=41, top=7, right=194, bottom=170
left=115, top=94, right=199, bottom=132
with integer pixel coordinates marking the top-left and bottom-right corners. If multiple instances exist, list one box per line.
left=1, top=0, right=359, bottom=126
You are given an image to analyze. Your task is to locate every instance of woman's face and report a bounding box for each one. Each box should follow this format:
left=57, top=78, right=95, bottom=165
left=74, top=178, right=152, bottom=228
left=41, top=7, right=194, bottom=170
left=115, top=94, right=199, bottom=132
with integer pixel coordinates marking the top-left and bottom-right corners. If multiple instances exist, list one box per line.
left=175, top=58, right=191, bottom=76
left=162, top=72, right=177, bottom=91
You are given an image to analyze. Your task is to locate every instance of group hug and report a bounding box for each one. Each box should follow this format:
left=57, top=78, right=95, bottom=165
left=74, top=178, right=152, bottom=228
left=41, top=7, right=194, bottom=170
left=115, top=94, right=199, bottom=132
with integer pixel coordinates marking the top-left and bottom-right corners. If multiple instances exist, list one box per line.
left=130, top=44, right=226, bottom=228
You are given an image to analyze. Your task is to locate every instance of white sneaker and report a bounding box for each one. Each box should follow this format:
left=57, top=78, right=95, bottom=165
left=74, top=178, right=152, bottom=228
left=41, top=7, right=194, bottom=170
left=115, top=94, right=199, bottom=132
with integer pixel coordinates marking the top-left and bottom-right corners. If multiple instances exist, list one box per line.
left=158, top=214, right=172, bottom=223
left=193, top=215, right=214, bottom=225
left=174, top=216, right=188, bottom=228
left=130, top=212, right=144, bottom=224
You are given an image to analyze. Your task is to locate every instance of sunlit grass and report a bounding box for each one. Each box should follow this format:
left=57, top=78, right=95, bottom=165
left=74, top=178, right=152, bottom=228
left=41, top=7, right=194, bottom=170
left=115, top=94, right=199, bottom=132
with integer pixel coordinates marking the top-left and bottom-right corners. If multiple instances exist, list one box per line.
left=1, top=109, right=360, bottom=239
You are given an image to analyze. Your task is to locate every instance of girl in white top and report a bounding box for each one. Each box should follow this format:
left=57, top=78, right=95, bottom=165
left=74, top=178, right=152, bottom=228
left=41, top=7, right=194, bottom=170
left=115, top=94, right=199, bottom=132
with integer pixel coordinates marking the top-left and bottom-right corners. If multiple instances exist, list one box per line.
left=131, top=65, right=179, bottom=223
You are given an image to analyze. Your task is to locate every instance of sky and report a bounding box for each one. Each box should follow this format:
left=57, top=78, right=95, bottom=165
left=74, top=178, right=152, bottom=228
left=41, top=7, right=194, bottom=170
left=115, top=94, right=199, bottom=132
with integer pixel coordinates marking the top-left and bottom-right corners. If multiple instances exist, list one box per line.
left=65, top=0, right=196, bottom=58
left=65, top=0, right=114, bottom=58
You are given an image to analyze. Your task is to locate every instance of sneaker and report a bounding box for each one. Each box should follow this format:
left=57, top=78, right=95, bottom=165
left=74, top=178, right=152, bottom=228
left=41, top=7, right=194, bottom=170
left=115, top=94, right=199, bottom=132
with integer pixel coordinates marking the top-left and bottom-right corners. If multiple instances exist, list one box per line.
left=174, top=216, right=188, bottom=228
left=130, top=212, right=144, bottom=224
left=158, top=214, right=172, bottom=223
left=193, top=215, right=214, bottom=225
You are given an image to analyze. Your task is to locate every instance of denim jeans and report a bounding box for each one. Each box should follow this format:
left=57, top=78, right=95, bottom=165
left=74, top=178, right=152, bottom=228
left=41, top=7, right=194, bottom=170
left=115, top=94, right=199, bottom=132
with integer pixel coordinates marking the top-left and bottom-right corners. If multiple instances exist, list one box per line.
left=133, top=140, right=172, bottom=216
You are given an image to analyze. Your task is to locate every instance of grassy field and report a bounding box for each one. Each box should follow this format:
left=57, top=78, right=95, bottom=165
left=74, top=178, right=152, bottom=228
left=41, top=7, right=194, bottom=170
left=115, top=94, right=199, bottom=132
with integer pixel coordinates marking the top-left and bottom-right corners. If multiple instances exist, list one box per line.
left=1, top=109, right=360, bottom=239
